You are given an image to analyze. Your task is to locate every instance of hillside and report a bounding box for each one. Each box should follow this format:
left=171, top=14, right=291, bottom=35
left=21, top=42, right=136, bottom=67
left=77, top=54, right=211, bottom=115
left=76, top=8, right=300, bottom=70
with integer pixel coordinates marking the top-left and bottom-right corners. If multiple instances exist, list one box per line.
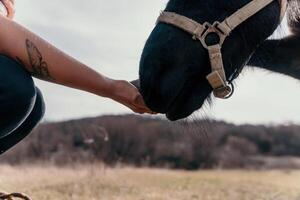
left=1, top=115, right=300, bottom=169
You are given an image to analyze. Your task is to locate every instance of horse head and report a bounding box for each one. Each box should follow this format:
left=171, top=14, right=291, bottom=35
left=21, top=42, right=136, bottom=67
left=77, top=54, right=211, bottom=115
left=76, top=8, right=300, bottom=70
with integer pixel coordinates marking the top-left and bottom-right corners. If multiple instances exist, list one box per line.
left=139, top=0, right=286, bottom=121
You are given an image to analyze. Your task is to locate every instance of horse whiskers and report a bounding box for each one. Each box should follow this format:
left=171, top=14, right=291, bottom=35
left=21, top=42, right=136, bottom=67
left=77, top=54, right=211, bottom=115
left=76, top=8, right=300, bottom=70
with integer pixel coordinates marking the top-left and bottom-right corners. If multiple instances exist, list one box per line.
left=182, top=111, right=210, bottom=140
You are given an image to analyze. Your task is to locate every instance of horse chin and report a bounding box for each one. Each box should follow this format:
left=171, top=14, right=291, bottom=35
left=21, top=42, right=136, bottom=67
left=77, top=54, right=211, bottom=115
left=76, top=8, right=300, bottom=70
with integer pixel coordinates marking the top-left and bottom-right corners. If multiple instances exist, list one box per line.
left=166, top=109, right=194, bottom=121
left=164, top=86, right=209, bottom=121
left=165, top=98, right=207, bottom=121
left=139, top=71, right=211, bottom=121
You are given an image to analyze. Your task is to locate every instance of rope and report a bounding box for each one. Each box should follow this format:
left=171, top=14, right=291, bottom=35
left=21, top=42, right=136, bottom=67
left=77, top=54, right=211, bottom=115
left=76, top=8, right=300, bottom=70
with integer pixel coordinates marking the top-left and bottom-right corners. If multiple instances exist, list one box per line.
left=0, top=192, right=31, bottom=200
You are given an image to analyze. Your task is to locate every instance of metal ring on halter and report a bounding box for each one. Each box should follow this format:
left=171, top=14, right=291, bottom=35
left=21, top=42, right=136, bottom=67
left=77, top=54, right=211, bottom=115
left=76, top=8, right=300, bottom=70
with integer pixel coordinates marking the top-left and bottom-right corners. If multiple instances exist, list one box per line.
left=223, top=82, right=235, bottom=99
left=197, top=22, right=227, bottom=49
left=212, top=83, right=234, bottom=99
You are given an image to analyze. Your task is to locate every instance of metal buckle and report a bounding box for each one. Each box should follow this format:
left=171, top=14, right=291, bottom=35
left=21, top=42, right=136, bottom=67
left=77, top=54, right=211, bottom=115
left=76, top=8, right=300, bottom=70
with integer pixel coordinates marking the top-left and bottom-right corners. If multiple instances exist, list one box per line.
left=207, top=71, right=234, bottom=99
left=213, top=84, right=234, bottom=99
left=197, top=21, right=227, bottom=49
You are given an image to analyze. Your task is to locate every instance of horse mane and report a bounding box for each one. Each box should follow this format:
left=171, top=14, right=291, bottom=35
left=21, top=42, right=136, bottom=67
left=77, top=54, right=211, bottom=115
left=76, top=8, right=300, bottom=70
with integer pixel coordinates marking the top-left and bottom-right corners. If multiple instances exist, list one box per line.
left=287, top=0, right=300, bottom=34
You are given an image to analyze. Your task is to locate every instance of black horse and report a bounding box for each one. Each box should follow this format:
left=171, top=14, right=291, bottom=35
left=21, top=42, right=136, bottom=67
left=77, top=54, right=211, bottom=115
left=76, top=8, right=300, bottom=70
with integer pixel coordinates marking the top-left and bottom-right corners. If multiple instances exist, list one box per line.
left=139, top=0, right=298, bottom=121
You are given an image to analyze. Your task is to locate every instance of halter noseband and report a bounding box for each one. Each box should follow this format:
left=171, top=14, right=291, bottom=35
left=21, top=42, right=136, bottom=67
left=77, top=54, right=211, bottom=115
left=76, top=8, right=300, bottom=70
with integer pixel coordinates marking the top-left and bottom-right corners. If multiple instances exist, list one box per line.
left=157, top=0, right=287, bottom=99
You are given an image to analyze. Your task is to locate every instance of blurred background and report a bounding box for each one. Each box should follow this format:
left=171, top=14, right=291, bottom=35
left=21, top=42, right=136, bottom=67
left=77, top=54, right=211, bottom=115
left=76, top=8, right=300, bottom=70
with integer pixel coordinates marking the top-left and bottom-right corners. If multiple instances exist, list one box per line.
left=1, top=1, right=300, bottom=200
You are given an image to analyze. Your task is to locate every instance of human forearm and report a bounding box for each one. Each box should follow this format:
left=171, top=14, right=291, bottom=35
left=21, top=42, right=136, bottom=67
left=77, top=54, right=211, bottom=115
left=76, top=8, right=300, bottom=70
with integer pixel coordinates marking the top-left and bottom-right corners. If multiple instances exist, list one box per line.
left=0, top=15, right=152, bottom=114
left=0, top=15, right=114, bottom=97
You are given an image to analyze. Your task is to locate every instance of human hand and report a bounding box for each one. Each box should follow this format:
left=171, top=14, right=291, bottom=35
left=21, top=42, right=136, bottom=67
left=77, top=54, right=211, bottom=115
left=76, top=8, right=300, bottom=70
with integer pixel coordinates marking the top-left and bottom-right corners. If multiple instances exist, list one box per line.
left=0, top=0, right=15, bottom=19
left=111, top=80, right=155, bottom=114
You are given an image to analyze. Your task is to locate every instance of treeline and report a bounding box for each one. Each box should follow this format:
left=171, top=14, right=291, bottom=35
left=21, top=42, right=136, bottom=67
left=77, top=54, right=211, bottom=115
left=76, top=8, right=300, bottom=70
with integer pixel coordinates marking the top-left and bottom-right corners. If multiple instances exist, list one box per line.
left=1, top=115, right=300, bottom=169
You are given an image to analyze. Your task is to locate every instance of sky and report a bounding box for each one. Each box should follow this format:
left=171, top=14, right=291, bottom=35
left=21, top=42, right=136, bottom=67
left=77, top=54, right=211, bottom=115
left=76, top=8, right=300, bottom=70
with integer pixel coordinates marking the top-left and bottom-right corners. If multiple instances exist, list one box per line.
left=12, top=0, right=300, bottom=125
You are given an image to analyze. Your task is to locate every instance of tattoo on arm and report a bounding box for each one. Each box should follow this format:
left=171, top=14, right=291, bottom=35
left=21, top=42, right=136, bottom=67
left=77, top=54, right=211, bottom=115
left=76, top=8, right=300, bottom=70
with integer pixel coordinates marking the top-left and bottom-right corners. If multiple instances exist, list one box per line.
left=23, top=39, right=55, bottom=81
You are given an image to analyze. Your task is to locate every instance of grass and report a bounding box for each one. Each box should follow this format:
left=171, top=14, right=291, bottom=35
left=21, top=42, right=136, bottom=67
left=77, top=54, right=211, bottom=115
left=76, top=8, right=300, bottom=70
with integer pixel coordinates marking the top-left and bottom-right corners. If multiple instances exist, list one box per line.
left=0, top=165, right=300, bottom=200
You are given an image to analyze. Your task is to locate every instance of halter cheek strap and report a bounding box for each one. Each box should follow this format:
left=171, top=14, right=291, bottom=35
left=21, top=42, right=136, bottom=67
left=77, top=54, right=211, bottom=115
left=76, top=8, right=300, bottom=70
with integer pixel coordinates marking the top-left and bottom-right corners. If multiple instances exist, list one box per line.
left=157, top=0, right=287, bottom=99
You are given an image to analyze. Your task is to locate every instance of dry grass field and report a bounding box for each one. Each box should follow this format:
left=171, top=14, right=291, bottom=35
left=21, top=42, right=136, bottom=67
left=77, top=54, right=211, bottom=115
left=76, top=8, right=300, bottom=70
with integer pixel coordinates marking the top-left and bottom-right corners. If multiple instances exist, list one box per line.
left=0, top=165, right=300, bottom=200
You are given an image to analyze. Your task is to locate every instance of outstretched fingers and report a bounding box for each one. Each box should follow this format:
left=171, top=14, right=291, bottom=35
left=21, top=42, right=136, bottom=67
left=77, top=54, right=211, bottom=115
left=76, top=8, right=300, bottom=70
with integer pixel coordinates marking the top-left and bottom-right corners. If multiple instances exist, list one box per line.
left=132, top=94, right=156, bottom=114
left=111, top=80, right=156, bottom=115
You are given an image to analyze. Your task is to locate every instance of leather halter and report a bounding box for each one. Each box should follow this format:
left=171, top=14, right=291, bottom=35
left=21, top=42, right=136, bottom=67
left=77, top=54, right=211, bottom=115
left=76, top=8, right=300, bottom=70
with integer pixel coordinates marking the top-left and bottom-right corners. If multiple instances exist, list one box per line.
left=157, top=0, right=287, bottom=99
